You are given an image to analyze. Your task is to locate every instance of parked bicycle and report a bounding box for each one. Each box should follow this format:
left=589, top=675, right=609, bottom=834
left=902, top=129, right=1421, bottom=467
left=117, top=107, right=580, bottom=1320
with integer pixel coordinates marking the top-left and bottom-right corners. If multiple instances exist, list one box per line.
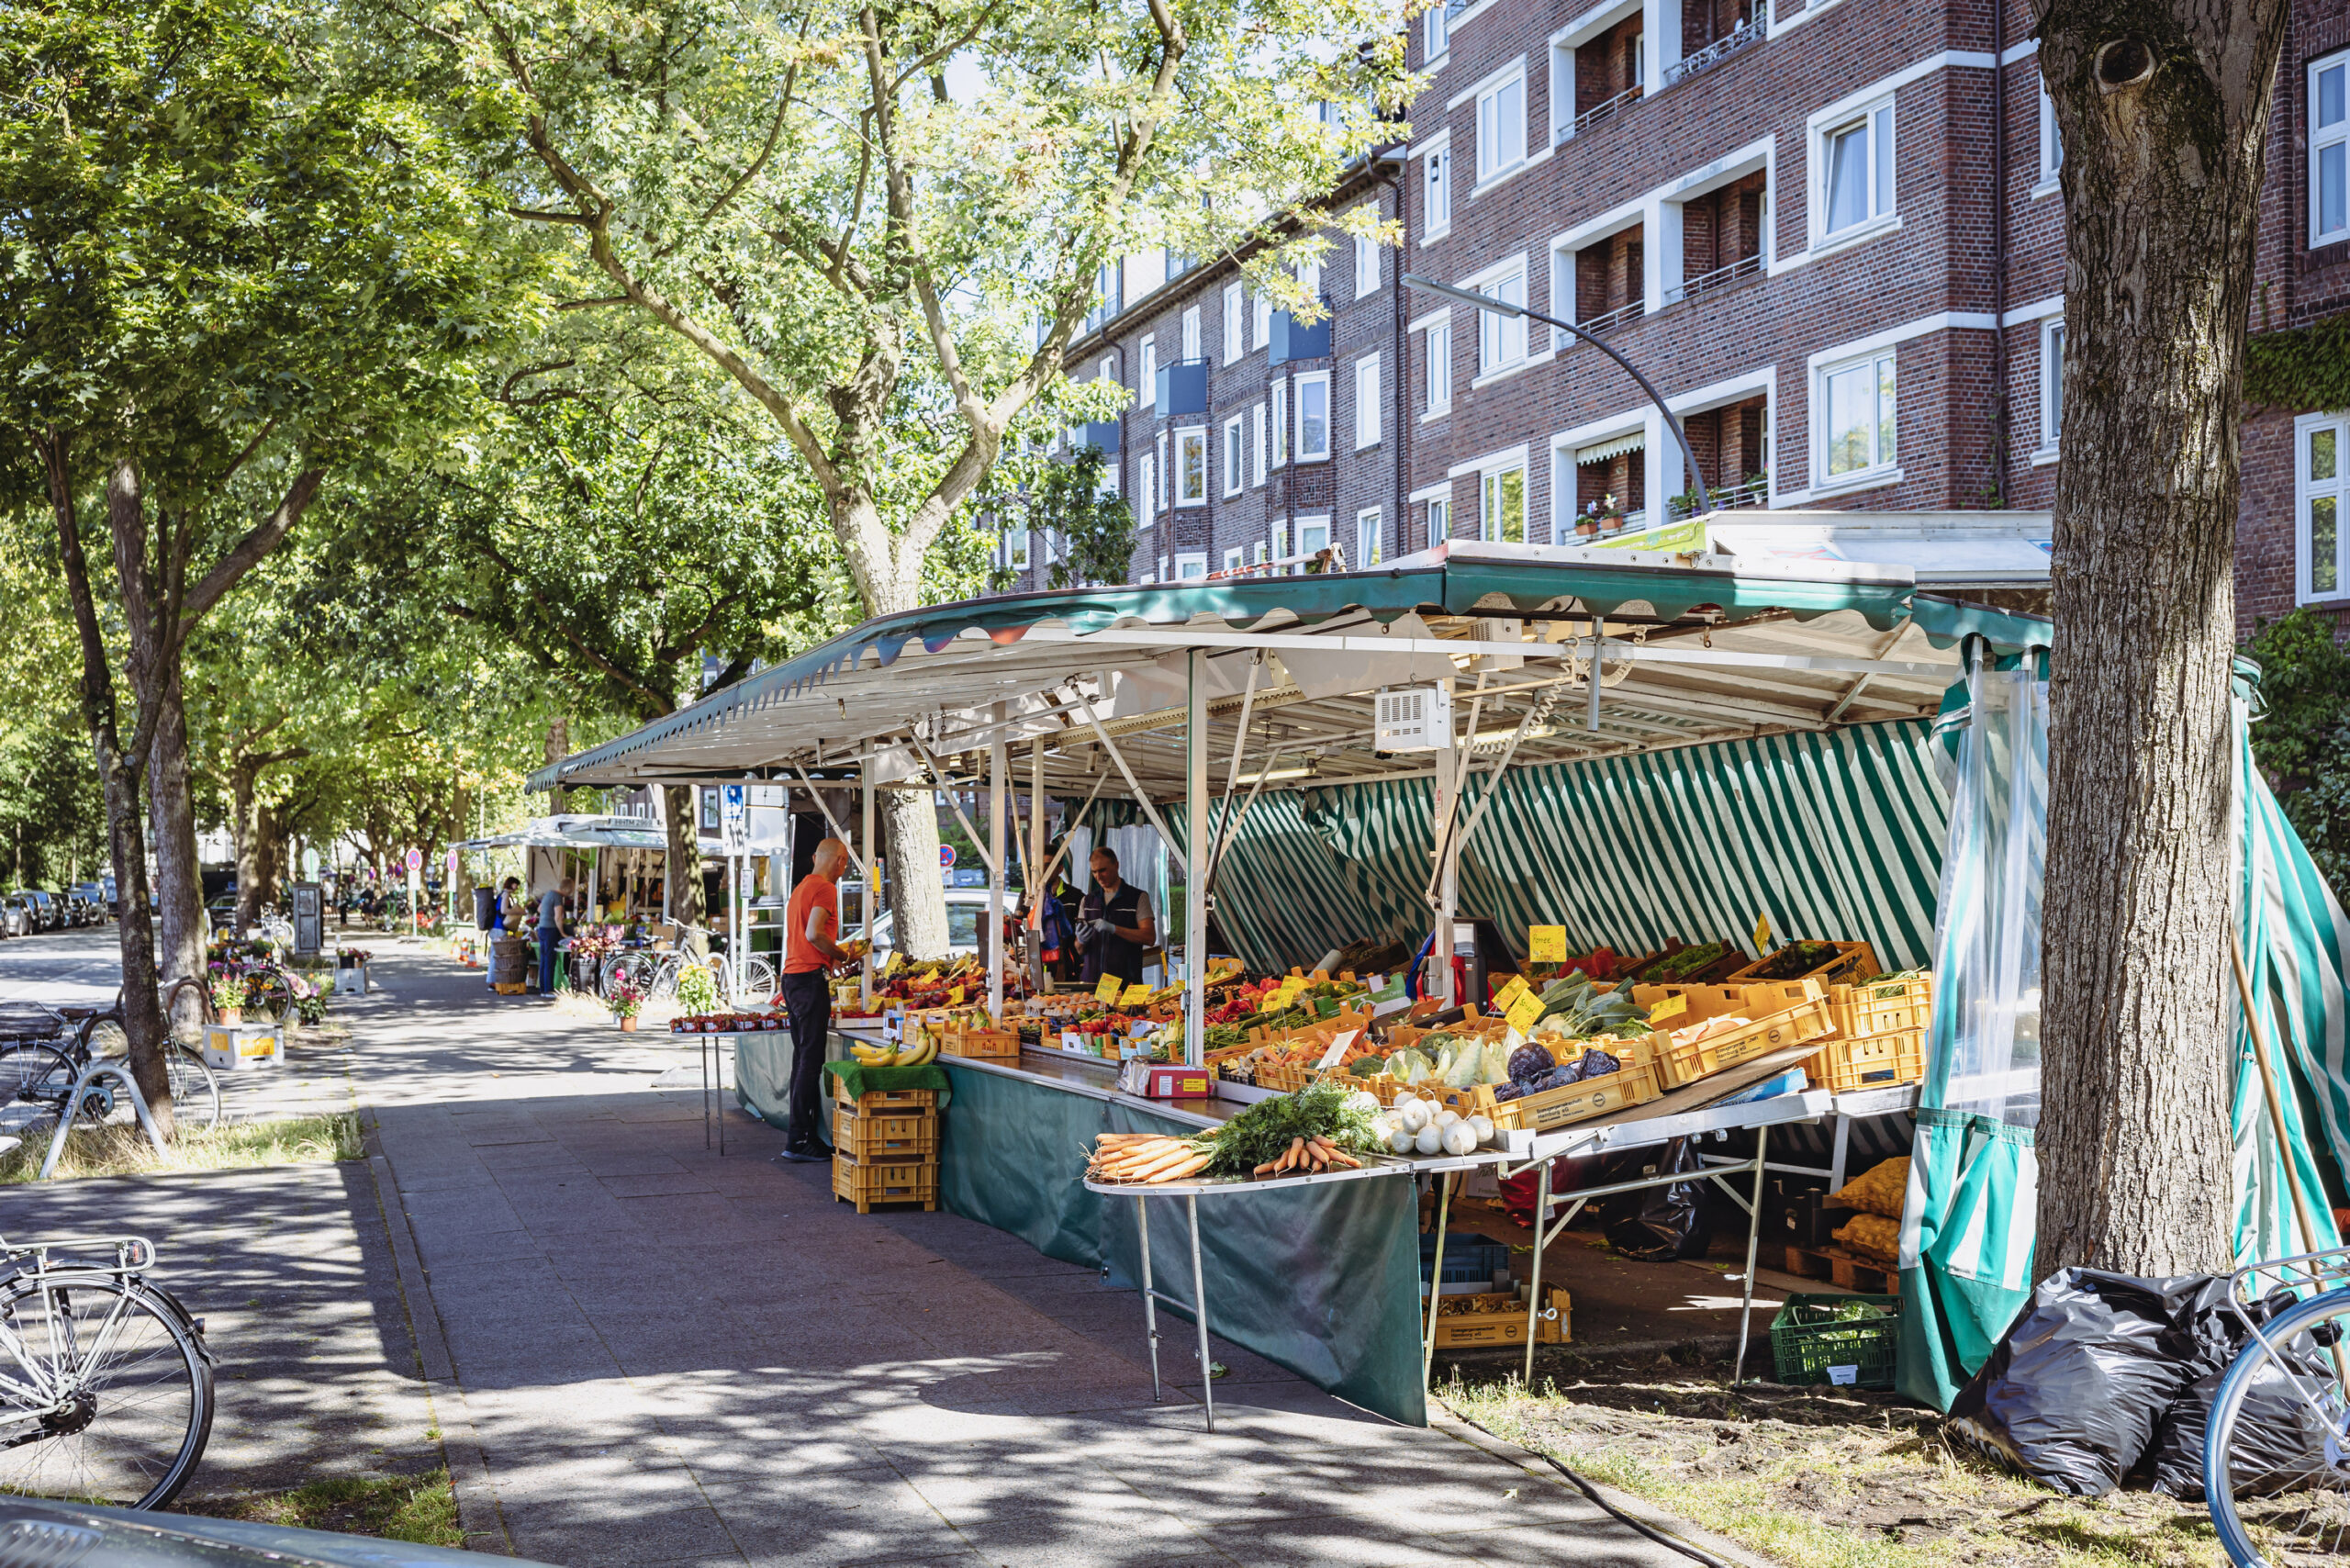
left=0, top=993, right=223, bottom=1137
left=598, top=925, right=776, bottom=1008
left=0, top=1231, right=214, bottom=1508
left=2206, top=1245, right=2350, bottom=1562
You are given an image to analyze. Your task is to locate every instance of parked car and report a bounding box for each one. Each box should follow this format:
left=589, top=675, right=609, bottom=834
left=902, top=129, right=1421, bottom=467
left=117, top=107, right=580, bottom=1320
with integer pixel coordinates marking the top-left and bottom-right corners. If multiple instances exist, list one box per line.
left=10, top=889, right=57, bottom=931
left=0, top=1496, right=550, bottom=1565
left=71, top=880, right=106, bottom=923
left=0, top=894, right=28, bottom=938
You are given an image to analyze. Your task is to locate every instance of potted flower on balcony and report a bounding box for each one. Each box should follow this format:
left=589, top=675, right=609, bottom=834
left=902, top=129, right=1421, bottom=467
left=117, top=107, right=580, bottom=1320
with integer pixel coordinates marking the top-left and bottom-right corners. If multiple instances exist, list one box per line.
left=609, top=971, right=646, bottom=1031
left=209, top=972, right=250, bottom=1026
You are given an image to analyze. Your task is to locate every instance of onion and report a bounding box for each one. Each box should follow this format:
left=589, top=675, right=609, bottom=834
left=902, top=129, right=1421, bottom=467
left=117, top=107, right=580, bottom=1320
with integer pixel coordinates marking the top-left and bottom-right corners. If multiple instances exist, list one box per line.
left=1441, top=1122, right=1478, bottom=1157
left=1435, top=1109, right=1460, bottom=1127
left=1389, top=1127, right=1416, bottom=1154
left=1398, top=1099, right=1430, bottom=1134
left=1414, top=1124, right=1444, bottom=1156
left=1343, top=1090, right=1381, bottom=1114
left=1468, top=1114, right=1495, bottom=1147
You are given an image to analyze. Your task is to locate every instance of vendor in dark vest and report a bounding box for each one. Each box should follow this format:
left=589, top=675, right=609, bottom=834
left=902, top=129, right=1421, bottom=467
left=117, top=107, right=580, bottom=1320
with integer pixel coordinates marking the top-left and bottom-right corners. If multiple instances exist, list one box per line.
left=1078, top=847, right=1156, bottom=989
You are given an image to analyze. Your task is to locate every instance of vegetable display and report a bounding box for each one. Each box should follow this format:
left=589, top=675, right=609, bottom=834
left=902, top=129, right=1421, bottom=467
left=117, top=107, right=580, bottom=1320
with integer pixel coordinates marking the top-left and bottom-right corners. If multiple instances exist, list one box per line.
left=1082, top=1081, right=1384, bottom=1183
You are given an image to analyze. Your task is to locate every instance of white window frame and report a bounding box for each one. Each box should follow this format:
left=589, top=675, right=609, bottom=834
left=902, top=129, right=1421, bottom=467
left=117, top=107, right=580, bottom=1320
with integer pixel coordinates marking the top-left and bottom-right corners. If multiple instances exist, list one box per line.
left=1812, top=347, right=1899, bottom=489
left=1354, top=353, right=1382, bottom=450
left=2032, top=85, right=2063, bottom=197
left=1181, top=306, right=1202, bottom=364
left=1271, top=379, right=1290, bottom=467
left=1222, top=546, right=1246, bottom=575
left=1136, top=453, right=1155, bottom=526
left=1223, top=413, right=1245, bottom=497
left=1474, top=62, right=1528, bottom=186
left=1421, top=136, right=1453, bottom=241
left=2312, top=50, right=2349, bottom=247
left=1811, top=95, right=1897, bottom=246
left=1174, top=425, right=1208, bottom=506
left=2036, top=319, right=2065, bottom=460
left=1253, top=290, right=1272, bottom=349
left=1423, top=1, right=1448, bottom=64
left=1424, top=315, right=1453, bottom=416
left=1222, top=283, right=1244, bottom=364
left=1478, top=463, right=1528, bottom=543
left=1155, top=430, right=1170, bottom=512
left=1270, top=518, right=1289, bottom=561
left=1175, top=552, right=1208, bottom=580
left=1294, top=370, right=1332, bottom=462
left=1427, top=497, right=1451, bottom=542
left=1006, top=527, right=1032, bottom=571
left=1356, top=232, right=1381, bottom=298
left=2297, top=412, right=2349, bottom=603
left=1252, top=402, right=1268, bottom=486
left=1548, top=41, right=1573, bottom=148
left=1470, top=259, right=1528, bottom=377
left=1295, top=514, right=1331, bottom=563
left=1356, top=506, right=1382, bottom=567
left=1139, top=335, right=1158, bottom=409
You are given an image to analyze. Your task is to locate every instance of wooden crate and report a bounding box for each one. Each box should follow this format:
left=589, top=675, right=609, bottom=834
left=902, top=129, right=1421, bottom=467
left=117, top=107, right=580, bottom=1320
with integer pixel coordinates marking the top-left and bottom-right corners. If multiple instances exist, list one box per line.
left=1727, top=941, right=1880, bottom=990
left=1784, top=1244, right=1902, bottom=1296
left=830, top=1077, right=941, bottom=1114
left=1803, top=1029, right=1926, bottom=1093
left=491, top=981, right=531, bottom=995
left=942, top=1028, right=1019, bottom=1060
left=1424, top=1286, right=1575, bottom=1350
left=832, top=1153, right=938, bottom=1214
left=1654, top=999, right=1838, bottom=1089
left=834, top=1107, right=939, bottom=1159
left=1500, top=1047, right=1665, bottom=1132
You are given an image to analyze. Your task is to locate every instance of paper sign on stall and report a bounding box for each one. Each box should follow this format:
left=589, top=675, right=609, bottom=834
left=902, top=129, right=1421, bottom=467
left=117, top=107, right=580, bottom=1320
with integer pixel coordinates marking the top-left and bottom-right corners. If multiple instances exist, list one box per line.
left=1648, top=992, right=1689, bottom=1024
left=1505, top=991, right=1545, bottom=1036
left=1095, top=973, right=1124, bottom=1003
left=948, top=985, right=964, bottom=1004
left=1120, top=983, right=1153, bottom=1006
left=1492, top=974, right=1530, bottom=1013
left=1315, top=1028, right=1360, bottom=1070
left=1751, top=913, right=1773, bottom=951
left=1528, top=925, right=1568, bottom=962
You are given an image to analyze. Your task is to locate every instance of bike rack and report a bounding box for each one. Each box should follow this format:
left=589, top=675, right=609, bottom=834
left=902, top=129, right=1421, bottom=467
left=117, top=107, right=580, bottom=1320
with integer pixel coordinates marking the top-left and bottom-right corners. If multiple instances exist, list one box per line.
left=38, top=1063, right=169, bottom=1181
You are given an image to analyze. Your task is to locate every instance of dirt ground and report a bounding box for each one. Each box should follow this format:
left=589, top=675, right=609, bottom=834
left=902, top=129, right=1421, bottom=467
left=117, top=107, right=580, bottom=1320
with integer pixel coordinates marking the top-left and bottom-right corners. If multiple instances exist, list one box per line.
left=1438, top=1344, right=2242, bottom=1568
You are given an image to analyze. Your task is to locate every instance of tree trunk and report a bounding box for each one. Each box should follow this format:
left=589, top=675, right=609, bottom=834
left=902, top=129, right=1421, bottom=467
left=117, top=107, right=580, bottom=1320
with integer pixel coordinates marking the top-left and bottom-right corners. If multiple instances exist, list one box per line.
left=661, top=782, right=704, bottom=949
left=232, top=762, right=263, bottom=937
left=147, top=666, right=205, bottom=1031
left=2033, top=0, right=2289, bottom=1279
left=854, top=500, right=951, bottom=961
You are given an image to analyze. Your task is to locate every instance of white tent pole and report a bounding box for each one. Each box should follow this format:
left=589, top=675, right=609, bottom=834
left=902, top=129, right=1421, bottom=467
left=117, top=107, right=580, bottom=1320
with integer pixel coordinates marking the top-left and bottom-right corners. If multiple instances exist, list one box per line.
left=861, top=756, right=876, bottom=1014
left=1028, top=737, right=1046, bottom=992
left=989, top=706, right=1008, bottom=1020
left=1185, top=649, right=1208, bottom=1066
left=1074, top=686, right=1189, bottom=878
left=1036, top=771, right=1110, bottom=890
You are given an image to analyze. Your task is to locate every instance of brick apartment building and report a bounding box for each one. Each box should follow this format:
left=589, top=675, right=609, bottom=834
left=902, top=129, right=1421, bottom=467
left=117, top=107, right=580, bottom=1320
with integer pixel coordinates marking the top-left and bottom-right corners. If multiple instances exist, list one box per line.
left=1000, top=0, right=2346, bottom=644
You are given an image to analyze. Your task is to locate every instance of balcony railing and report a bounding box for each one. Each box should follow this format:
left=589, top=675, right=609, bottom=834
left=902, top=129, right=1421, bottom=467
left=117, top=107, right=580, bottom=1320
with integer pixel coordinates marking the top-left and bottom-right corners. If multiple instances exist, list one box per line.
left=1668, top=476, right=1769, bottom=520
left=1575, top=300, right=1643, bottom=338
left=1663, top=14, right=1767, bottom=89
left=1663, top=252, right=1763, bottom=307
left=1561, top=84, right=1642, bottom=145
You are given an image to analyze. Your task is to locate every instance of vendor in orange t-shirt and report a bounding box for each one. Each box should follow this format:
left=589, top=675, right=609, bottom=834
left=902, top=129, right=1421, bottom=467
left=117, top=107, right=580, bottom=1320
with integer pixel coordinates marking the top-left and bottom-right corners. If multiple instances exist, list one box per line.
left=774, top=838, right=852, bottom=1164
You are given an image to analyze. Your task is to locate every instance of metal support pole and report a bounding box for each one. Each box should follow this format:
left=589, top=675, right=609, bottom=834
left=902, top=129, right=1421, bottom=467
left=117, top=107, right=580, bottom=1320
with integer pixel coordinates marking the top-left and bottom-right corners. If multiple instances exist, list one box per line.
left=989, top=707, right=1008, bottom=1019
left=1422, top=1171, right=1450, bottom=1392
left=1432, top=679, right=1457, bottom=1003
left=1524, top=1159, right=1550, bottom=1386
left=1030, top=736, right=1047, bottom=992
left=861, top=756, right=877, bottom=1014
left=1136, top=1194, right=1162, bottom=1402
left=1732, top=1125, right=1770, bottom=1383
left=1188, top=1193, right=1214, bottom=1433
left=1587, top=622, right=1605, bottom=733
left=1184, top=650, right=1208, bottom=1066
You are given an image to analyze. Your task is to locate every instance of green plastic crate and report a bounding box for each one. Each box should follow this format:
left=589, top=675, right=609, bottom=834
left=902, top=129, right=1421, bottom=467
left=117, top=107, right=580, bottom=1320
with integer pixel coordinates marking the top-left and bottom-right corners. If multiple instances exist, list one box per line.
left=1768, top=1293, right=1900, bottom=1389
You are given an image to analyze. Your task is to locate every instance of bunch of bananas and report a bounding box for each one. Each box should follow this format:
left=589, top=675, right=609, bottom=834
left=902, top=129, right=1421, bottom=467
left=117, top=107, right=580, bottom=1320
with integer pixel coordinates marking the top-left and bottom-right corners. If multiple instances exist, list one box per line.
left=849, top=1036, right=938, bottom=1068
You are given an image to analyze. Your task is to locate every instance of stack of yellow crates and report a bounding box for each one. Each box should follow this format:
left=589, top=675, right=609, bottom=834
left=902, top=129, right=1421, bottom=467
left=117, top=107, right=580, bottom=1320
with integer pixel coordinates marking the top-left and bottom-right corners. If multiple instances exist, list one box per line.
left=829, top=1077, right=940, bottom=1214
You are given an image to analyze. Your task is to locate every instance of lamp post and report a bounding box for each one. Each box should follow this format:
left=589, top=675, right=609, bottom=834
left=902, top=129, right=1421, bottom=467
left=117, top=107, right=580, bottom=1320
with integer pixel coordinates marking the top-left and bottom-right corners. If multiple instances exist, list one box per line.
left=1400, top=274, right=1713, bottom=521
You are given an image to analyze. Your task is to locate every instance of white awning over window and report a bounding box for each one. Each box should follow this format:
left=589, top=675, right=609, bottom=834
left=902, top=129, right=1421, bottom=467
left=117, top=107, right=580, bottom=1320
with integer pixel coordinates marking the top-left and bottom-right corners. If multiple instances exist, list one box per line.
left=1576, top=431, right=1646, bottom=465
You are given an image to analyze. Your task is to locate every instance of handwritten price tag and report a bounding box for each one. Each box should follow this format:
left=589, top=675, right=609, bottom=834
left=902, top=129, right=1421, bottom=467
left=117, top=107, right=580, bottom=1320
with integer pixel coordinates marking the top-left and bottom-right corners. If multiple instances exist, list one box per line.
left=1648, top=992, right=1689, bottom=1024
left=1095, top=973, right=1124, bottom=1004
left=1505, top=991, right=1545, bottom=1036
left=947, top=985, right=964, bottom=1005
left=1315, top=1028, right=1361, bottom=1070
left=1528, top=925, right=1568, bottom=962
left=1751, top=913, right=1773, bottom=952
left=1492, top=974, right=1530, bottom=1013
left=1121, top=983, right=1153, bottom=1006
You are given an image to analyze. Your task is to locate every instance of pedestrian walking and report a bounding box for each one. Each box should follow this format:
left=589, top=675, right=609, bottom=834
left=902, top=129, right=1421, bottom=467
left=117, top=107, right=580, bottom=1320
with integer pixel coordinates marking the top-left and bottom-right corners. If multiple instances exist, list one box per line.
left=775, top=840, right=851, bottom=1165
left=536, top=882, right=571, bottom=994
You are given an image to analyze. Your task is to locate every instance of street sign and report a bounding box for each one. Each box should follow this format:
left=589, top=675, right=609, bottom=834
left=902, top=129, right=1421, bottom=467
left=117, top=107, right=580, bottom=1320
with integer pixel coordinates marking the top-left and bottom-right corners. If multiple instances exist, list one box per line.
left=405, top=847, right=423, bottom=872
left=721, top=784, right=748, bottom=852
left=939, top=845, right=957, bottom=868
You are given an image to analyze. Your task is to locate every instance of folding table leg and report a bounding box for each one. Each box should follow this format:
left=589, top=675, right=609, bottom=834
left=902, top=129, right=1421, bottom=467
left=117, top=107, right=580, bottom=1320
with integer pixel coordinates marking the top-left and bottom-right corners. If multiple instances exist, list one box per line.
left=1523, top=1159, right=1550, bottom=1385
left=1136, top=1194, right=1161, bottom=1403
left=1187, top=1194, right=1214, bottom=1433
left=1732, top=1125, right=1770, bottom=1383
left=1421, top=1171, right=1451, bottom=1393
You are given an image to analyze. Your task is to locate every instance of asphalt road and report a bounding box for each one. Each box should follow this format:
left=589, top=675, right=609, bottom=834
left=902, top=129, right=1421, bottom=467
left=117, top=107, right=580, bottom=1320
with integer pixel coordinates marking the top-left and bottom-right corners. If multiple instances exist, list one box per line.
left=0, top=922, right=130, bottom=1007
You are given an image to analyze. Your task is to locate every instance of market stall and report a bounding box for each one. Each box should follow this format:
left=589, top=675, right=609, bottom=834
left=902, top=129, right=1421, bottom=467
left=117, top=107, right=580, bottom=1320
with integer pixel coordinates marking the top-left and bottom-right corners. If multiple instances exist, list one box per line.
left=532, top=539, right=2350, bottom=1425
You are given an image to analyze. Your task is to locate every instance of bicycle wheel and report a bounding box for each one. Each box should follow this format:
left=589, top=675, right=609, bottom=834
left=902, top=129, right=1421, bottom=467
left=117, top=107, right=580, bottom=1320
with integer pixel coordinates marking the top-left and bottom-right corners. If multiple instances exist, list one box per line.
left=0, top=1269, right=213, bottom=1509
left=0, top=1043, right=75, bottom=1131
left=733, top=955, right=778, bottom=1004
left=2205, top=1286, right=2350, bottom=1562
left=600, top=952, right=652, bottom=1002
left=84, top=1034, right=221, bottom=1133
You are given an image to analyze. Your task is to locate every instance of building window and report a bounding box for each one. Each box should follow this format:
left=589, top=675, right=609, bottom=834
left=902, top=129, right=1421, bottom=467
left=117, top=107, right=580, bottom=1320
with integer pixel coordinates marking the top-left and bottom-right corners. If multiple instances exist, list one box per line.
left=1356, top=507, right=1382, bottom=567
left=1005, top=528, right=1031, bottom=571
left=1139, top=335, right=1158, bottom=409
left=1354, top=353, right=1381, bottom=449
left=1819, top=99, right=1895, bottom=239
left=2040, top=319, right=2065, bottom=453
left=2036, top=86, right=2064, bottom=193
left=1425, top=145, right=1452, bottom=236
left=1271, top=380, right=1288, bottom=467
left=1156, top=430, right=1169, bottom=511
left=1477, top=263, right=1528, bottom=375
left=2314, top=51, right=2348, bottom=246
left=1818, top=348, right=1897, bottom=483
left=1423, top=1, right=1447, bottom=61
left=1297, top=515, right=1331, bottom=563
left=1222, top=283, right=1244, bottom=364
left=1223, top=414, right=1245, bottom=497
left=1270, top=518, right=1288, bottom=560
left=1252, top=402, right=1268, bottom=486
left=1222, top=546, right=1246, bottom=574
left=2301, top=416, right=2346, bottom=600
left=1181, top=306, right=1202, bottom=364
left=1175, top=426, right=1208, bottom=505
left=1476, top=67, right=1528, bottom=184
left=1296, top=258, right=1322, bottom=302
left=1295, top=371, right=1331, bottom=461
left=1428, top=497, right=1451, bottom=542
left=1175, top=553, right=1208, bottom=580
left=1425, top=318, right=1451, bottom=414
left=1253, top=289, right=1272, bottom=349
left=1480, top=465, right=1526, bottom=543
left=1356, top=233, right=1380, bottom=298
left=1136, top=453, right=1155, bottom=524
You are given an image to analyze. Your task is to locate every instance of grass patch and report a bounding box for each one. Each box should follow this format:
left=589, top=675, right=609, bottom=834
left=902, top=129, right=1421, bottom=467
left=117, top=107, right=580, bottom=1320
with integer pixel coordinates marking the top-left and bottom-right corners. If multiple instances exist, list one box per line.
left=175, top=1468, right=462, bottom=1548
left=1443, top=1367, right=2232, bottom=1568
left=0, top=1112, right=364, bottom=1183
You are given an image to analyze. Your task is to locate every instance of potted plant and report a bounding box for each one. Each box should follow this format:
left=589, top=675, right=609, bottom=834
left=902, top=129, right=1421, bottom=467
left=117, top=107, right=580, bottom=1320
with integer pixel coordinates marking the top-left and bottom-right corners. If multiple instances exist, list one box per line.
left=210, top=972, right=249, bottom=1026
left=1575, top=499, right=1603, bottom=538
left=609, top=972, right=645, bottom=1031
left=675, top=962, right=719, bottom=1021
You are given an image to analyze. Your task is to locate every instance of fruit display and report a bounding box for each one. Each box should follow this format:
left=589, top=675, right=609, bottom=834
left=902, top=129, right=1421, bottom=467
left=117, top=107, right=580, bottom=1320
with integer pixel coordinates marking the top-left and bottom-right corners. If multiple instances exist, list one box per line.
left=848, top=1035, right=942, bottom=1068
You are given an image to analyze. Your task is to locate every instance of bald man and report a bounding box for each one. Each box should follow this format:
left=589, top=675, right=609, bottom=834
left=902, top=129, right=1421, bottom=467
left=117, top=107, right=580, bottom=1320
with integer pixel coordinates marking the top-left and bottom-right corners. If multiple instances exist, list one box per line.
left=775, top=838, right=852, bottom=1163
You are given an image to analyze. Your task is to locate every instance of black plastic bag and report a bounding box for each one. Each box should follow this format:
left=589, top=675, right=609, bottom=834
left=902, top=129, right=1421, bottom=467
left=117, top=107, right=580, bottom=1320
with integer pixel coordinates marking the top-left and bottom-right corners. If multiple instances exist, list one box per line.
left=2150, top=1285, right=2337, bottom=1501
left=1601, top=1137, right=1715, bottom=1262
left=1947, top=1269, right=2216, bottom=1496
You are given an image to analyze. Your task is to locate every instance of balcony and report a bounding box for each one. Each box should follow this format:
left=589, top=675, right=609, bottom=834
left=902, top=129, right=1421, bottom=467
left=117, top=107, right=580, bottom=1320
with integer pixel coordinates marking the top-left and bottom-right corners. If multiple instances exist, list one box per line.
left=1575, top=300, right=1643, bottom=338
left=1663, top=14, right=1766, bottom=90
left=1664, top=252, right=1763, bottom=307
left=1154, top=358, right=1209, bottom=416
left=1562, top=84, right=1641, bottom=145
left=1669, top=475, right=1768, bottom=519
left=1269, top=304, right=1331, bottom=365
left=1073, top=420, right=1121, bottom=455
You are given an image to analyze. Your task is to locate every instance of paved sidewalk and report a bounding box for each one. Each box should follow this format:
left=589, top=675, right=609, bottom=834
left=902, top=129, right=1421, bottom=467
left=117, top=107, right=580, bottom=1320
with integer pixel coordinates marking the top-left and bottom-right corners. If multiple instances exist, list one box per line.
left=356, top=942, right=1744, bottom=1568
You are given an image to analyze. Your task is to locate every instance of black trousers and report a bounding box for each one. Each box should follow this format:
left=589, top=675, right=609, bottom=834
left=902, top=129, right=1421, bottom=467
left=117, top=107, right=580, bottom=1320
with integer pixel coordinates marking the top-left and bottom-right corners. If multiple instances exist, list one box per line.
left=779, top=969, right=832, bottom=1154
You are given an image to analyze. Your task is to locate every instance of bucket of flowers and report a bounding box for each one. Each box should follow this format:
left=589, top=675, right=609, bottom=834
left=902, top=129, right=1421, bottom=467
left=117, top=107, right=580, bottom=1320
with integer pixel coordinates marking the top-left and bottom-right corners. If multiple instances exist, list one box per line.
left=609, top=971, right=646, bottom=1031
left=209, top=971, right=251, bottom=1025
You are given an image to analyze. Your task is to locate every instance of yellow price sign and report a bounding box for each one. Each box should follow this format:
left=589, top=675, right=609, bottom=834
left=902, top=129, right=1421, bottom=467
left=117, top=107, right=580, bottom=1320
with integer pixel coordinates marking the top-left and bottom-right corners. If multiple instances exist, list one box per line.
left=1491, top=974, right=1530, bottom=1013
left=1120, top=983, right=1153, bottom=1006
left=1528, top=925, right=1568, bottom=963
left=1648, top=992, right=1689, bottom=1024
left=1751, top=913, right=1773, bottom=953
left=1095, top=973, right=1125, bottom=1004
left=1505, top=991, right=1546, bottom=1036
left=947, top=985, right=964, bottom=1005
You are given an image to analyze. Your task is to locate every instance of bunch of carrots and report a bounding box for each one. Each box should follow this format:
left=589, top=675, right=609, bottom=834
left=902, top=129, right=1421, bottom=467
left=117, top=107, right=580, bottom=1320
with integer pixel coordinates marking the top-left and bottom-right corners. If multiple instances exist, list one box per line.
left=1252, top=1136, right=1362, bottom=1178
left=1087, top=1134, right=1214, bottom=1184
